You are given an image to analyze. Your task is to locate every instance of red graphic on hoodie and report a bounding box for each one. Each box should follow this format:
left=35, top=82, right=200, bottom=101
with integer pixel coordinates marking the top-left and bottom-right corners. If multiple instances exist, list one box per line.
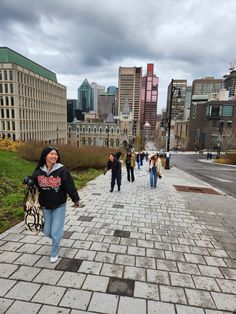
left=38, top=175, right=61, bottom=189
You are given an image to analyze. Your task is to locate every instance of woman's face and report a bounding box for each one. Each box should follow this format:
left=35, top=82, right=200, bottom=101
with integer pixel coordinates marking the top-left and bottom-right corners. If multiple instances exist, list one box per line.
left=45, top=149, right=58, bottom=165
left=109, top=154, right=114, bottom=161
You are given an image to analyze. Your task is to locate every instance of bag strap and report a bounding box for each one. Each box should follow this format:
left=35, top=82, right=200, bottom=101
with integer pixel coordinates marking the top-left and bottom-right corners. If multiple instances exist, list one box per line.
left=24, top=187, right=39, bottom=206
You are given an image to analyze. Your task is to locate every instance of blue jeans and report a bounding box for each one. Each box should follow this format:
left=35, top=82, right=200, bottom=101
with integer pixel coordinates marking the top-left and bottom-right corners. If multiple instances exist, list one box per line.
left=43, top=204, right=66, bottom=257
left=150, top=168, right=157, bottom=187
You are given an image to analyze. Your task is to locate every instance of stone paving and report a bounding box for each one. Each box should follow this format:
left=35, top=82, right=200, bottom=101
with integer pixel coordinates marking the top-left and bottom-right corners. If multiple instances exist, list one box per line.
left=0, top=161, right=236, bottom=313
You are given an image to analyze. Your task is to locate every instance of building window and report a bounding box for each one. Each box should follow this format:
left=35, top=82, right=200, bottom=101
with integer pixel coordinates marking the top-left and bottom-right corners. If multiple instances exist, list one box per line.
left=222, top=105, right=233, bottom=117
left=226, top=120, right=232, bottom=128
left=192, top=104, right=197, bottom=119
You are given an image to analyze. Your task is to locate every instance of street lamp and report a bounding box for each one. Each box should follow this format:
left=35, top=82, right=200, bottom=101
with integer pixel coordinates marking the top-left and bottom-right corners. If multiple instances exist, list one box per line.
left=165, top=79, right=181, bottom=169
left=56, top=125, right=59, bottom=144
left=105, top=113, right=115, bottom=147
left=144, top=122, right=151, bottom=150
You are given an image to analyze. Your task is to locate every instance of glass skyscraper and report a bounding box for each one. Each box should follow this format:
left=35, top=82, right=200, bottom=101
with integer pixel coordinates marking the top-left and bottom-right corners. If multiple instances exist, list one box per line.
left=77, top=79, right=93, bottom=112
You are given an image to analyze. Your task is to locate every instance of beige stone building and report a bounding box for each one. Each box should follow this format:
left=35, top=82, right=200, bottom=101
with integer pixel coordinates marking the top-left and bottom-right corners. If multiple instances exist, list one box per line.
left=0, top=47, right=67, bottom=144
left=118, top=67, right=142, bottom=137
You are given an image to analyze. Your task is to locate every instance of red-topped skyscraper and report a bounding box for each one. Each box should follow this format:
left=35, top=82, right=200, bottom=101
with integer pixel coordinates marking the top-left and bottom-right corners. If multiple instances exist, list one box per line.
left=141, top=64, right=159, bottom=134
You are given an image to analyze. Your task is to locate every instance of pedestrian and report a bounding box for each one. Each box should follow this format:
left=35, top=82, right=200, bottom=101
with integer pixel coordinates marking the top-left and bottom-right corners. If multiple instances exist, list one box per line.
left=25, top=146, right=80, bottom=263
left=105, top=153, right=122, bottom=192
left=149, top=153, right=162, bottom=188
left=136, top=152, right=141, bottom=169
left=125, top=150, right=136, bottom=182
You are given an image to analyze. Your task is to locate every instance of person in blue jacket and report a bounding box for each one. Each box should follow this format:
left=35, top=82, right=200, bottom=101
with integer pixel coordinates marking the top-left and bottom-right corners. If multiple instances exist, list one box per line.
left=27, top=146, right=80, bottom=263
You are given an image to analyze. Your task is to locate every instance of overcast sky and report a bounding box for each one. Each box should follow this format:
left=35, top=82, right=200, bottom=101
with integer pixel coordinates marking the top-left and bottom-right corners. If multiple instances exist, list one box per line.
left=0, top=0, right=235, bottom=112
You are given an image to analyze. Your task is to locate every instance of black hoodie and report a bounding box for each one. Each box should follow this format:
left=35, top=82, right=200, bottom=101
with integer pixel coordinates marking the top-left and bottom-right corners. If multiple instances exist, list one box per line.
left=31, top=163, right=80, bottom=209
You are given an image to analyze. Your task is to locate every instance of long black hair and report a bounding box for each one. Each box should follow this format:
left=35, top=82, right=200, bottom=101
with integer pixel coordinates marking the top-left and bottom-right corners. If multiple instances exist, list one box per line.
left=36, top=146, right=61, bottom=169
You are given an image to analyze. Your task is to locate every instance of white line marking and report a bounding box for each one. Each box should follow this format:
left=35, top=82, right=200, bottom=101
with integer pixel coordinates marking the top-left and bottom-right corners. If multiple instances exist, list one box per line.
left=207, top=176, right=234, bottom=183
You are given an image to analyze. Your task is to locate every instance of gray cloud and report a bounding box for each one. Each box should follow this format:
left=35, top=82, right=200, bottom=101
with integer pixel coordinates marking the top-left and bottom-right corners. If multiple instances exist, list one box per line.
left=0, top=0, right=235, bottom=111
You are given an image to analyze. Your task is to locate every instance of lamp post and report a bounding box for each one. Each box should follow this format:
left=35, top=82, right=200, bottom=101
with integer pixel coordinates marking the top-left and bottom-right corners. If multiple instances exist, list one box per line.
left=56, top=125, right=59, bottom=144
left=165, top=79, right=181, bottom=169
left=105, top=113, right=115, bottom=147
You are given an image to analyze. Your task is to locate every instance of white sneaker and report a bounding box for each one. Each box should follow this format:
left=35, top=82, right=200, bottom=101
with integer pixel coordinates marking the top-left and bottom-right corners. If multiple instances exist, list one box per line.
left=50, top=255, right=58, bottom=263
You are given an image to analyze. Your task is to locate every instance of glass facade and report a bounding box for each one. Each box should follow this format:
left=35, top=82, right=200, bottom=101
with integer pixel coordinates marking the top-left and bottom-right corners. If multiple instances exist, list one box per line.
left=77, top=79, right=93, bottom=112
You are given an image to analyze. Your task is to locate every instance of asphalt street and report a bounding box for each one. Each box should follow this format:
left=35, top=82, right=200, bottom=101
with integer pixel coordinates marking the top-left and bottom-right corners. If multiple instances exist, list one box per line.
left=170, top=153, right=236, bottom=198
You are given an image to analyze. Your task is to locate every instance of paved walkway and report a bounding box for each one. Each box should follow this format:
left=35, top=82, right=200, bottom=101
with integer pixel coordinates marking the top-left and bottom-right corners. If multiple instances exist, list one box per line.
left=0, top=161, right=236, bottom=314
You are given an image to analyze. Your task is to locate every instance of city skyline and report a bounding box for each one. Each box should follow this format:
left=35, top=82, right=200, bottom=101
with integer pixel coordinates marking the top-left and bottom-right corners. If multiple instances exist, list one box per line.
left=0, top=0, right=235, bottom=112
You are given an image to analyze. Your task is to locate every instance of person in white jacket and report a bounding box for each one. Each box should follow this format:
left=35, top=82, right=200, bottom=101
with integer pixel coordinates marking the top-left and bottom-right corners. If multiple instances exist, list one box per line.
left=149, top=153, right=162, bottom=188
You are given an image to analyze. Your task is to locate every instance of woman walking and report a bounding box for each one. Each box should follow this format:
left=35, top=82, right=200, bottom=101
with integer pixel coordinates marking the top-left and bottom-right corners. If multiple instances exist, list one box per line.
left=149, top=153, right=162, bottom=188
left=124, top=150, right=136, bottom=182
left=25, top=146, right=80, bottom=263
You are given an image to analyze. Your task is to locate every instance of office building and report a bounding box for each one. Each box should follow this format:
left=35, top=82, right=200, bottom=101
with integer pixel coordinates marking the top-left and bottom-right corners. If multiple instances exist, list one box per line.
left=118, top=66, right=142, bottom=136
left=67, top=99, right=77, bottom=122
left=223, top=69, right=236, bottom=99
left=0, top=47, right=67, bottom=143
left=91, top=82, right=106, bottom=113
left=166, top=79, right=187, bottom=122
left=141, top=63, right=158, bottom=132
left=77, top=79, right=93, bottom=112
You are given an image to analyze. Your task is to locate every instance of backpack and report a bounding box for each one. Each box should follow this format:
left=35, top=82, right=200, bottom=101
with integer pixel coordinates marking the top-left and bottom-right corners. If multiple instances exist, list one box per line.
left=23, top=187, right=44, bottom=234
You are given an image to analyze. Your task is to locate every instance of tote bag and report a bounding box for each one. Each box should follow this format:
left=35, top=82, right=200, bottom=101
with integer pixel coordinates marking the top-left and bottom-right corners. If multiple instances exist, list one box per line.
left=24, top=188, right=44, bottom=233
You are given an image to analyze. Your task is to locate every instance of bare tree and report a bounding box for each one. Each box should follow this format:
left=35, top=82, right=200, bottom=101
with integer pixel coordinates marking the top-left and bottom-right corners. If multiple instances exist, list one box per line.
left=154, top=126, right=166, bottom=150
left=221, top=127, right=236, bottom=153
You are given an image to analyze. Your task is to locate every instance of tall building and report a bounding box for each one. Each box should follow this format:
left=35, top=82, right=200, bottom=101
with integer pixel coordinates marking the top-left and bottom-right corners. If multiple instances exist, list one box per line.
left=118, top=66, right=142, bottom=136
left=97, top=93, right=116, bottom=119
left=0, top=47, right=67, bottom=143
left=192, top=77, right=223, bottom=96
left=77, top=79, right=93, bottom=112
left=141, top=64, right=158, bottom=132
left=91, top=82, right=106, bottom=113
left=166, top=79, right=187, bottom=121
left=67, top=99, right=77, bottom=122
left=107, top=86, right=118, bottom=96
left=223, top=69, right=236, bottom=99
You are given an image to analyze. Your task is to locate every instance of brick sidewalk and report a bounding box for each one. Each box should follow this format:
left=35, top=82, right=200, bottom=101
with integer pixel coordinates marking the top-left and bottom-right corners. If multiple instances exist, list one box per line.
left=0, top=161, right=236, bottom=313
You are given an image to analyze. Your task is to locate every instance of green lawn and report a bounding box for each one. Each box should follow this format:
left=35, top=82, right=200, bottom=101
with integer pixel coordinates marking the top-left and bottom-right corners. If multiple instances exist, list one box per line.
left=0, top=151, right=102, bottom=234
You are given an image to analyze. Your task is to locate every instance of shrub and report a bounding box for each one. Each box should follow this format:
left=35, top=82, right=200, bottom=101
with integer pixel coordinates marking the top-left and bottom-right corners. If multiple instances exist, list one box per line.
left=17, top=142, right=124, bottom=170
left=0, top=139, right=24, bottom=152
left=214, top=153, right=236, bottom=165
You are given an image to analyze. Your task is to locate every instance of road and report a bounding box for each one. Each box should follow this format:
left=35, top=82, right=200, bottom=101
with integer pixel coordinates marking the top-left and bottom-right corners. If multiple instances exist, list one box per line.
left=170, top=153, right=236, bottom=198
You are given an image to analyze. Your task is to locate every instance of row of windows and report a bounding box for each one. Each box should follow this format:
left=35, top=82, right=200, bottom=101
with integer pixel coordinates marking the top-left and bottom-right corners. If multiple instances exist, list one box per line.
left=18, top=97, right=65, bottom=111
left=1, top=108, right=15, bottom=119
left=0, top=96, right=14, bottom=106
left=81, top=137, right=120, bottom=147
left=0, top=83, right=14, bottom=94
left=206, top=105, right=233, bottom=117
left=1, top=120, right=15, bottom=131
left=69, top=126, right=121, bottom=134
left=17, top=71, right=65, bottom=95
left=0, top=70, right=13, bottom=81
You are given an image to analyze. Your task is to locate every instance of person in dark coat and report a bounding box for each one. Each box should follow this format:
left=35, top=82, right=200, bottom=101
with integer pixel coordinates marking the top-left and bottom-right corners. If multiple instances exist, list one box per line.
left=124, top=150, right=136, bottom=182
left=106, top=153, right=122, bottom=192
